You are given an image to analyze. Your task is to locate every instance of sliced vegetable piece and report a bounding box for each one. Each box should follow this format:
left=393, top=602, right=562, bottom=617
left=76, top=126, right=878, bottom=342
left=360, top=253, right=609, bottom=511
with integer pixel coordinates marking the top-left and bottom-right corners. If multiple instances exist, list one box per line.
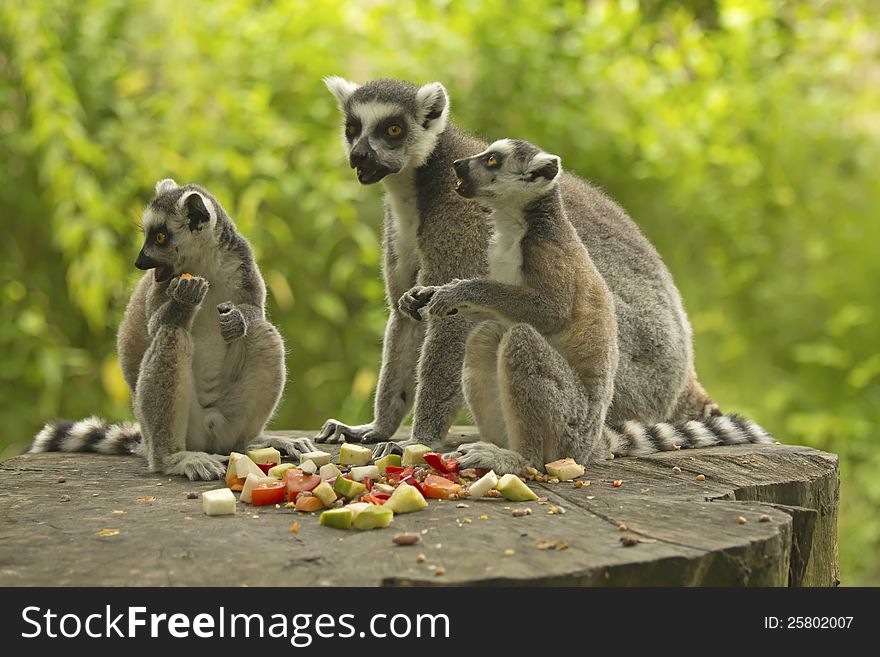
left=333, top=476, right=366, bottom=499
left=383, top=482, right=428, bottom=514
left=312, top=481, right=338, bottom=507
left=350, top=465, right=380, bottom=482
left=319, top=508, right=352, bottom=530
left=225, top=452, right=264, bottom=488
left=468, top=470, right=499, bottom=499
left=495, top=473, right=539, bottom=501
left=319, top=463, right=342, bottom=481
left=399, top=474, right=426, bottom=496
left=295, top=494, right=324, bottom=512
left=423, top=473, right=462, bottom=499
left=252, top=480, right=286, bottom=507
left=339, top=443, right=372, bottom=466
left=256, top=461, right=278, bottom=475
left=284, top=470, right=321, bottom=502
left=247, top=446, right=281, bottom=465
left=346, top=502, right=371, bottom=519
left=240, top=474, right=277, bottom=504
left=268, top=462, right=297, bottom=479
left=299, top=450, right=332, bottom=467
left=374, top=453, right=402, bottom=473
left=423, top=452, right=459, bottom=474
left=202, top=488, right=236, bottom=516
left=401, top=443, right=432, bottom=466
left=545, top=457, right=585, bottom=481
left=300, top=460, right=318, bottom=475
left=353, top=505, right=394, bottom=530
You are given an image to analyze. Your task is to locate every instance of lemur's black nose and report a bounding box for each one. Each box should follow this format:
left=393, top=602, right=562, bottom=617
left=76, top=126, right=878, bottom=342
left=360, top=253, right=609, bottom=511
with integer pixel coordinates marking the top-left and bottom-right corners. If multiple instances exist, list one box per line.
left=349, top=140, right=374, bottom=169
left=135, top=250, right=160, bottom=270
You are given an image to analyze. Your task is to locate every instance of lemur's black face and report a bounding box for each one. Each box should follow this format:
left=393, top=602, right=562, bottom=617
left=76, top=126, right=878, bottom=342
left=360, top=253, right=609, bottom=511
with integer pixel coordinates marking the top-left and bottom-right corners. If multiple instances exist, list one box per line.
left=137, top=179, right=216, bottom=283
left=324, top=77, right=450, bottom=185
left=453, top=139, right=561, bottom=206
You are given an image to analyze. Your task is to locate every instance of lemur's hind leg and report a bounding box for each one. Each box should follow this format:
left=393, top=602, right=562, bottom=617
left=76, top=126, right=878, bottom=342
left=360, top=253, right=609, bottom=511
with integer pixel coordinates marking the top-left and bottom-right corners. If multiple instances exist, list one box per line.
left=135, top=276, right=227, bottom=481
left=462, top=320, right=508, bottom=447
left=449, top=323, right=608, bottom=475
left=670, top=371, right=721, bottom=420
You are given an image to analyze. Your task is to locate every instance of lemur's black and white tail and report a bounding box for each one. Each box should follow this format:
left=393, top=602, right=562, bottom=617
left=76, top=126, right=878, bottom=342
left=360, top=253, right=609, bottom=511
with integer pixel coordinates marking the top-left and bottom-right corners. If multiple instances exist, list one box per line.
left=607, top=413, right=774, bottom=457
left=30, top=417, right=142, bottom=455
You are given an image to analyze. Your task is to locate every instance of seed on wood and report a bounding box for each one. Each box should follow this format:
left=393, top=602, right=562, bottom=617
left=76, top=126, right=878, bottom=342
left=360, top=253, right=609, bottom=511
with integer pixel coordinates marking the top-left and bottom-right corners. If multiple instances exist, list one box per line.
left=672, top=466, right=682, bottom=474
left=434, top=566, right=446, bottom=576
left=480, top=514, right=489, bottom=521
left=186, top=491, right=199, bottom=499
left=759, top=514, right=771, bottom=523
left=575, top=481, right=585, bottom=488
left=695, top=474, right=706, bottom=481
left=612, top=480, right=623, bottom=488
left=156, top=482, right=163, bottom=486
left=673, top=444, right=682, bottom=451
left=416, top=553, right=427, bottom=563
left=737, top=516, right=747, bottom=524
left=620, top=536, right=639, bottom=547
left=59, top=495, right=71, bottom=503
left=503, top=549, right=515, bottom=556
left=393, top=532, right=422, bottom=546
left=57, top=476, right=66, bottom=483
left=456, top=503, right=469, bottom=508
left=618, top=523, right=628, bottom=532
left=512, top=508, right=532, bottom=517
left=91, top=492, right=100, bottom=497
left=290, top=522, right=299, bottom=533
left=548, top=505, right=565, bottom=515
left=548, top=477, right=560, bottom=484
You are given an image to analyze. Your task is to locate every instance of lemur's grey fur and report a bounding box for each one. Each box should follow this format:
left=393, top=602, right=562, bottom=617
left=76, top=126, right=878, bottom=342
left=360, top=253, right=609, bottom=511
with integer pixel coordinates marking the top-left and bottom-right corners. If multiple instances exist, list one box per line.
left=30, top=179, right=316, bottom=480
left=402, top=140, right=772, bottom=474
left=318, top=77, right=725, bottom=460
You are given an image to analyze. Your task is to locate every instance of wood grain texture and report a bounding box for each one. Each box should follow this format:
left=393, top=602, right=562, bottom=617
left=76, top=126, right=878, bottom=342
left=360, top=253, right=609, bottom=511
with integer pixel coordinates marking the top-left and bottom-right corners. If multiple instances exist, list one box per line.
left=0, top=429, right=839, bottom=586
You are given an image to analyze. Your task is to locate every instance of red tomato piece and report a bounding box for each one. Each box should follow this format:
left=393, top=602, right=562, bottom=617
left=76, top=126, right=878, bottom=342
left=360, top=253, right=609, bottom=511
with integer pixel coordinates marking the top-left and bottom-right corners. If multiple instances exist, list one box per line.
left=423, top=452, right=460, bottom=474
left=284, top=470, right=321, bottom=502
left=363, top=476, right=374, bottom=492
left=361, top=494, right=385, bottom=505
left=251, top=481, right=286, bottom=506
left=371, top=492, right=391, bottom=501
left=399, top=474, right=426, bottom=496
left=422, top=474, right=462, bottom=499
left=256, top=461, right=277, bottom=475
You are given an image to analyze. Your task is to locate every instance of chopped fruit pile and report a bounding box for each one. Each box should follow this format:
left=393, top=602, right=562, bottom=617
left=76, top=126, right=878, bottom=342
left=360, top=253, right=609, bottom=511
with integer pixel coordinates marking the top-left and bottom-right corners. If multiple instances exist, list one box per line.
left=201, top=445, right=588, bottom=532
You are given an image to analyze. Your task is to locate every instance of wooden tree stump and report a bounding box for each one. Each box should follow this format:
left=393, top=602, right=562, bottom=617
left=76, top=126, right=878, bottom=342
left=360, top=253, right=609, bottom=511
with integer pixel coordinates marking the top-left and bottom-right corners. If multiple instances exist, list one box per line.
left=0, top=429, right=839, bottom=586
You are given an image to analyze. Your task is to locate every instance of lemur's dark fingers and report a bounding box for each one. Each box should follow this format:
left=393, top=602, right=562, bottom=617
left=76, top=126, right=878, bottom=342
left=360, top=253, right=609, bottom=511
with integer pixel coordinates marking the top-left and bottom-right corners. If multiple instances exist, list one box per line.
left=217, top=301, right=234, bottom=315
left=314, top=419, right=349, bottom=443
left=371, top=440, right=405, bottom=460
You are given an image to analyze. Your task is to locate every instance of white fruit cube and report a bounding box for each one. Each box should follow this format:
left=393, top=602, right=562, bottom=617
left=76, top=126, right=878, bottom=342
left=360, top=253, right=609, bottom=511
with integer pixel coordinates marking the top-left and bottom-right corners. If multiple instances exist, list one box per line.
left=202, top=488, right=236, bottom=516
left=339, top=443, right=372, bottom=466
left=299, top=451, right=332, bottom=466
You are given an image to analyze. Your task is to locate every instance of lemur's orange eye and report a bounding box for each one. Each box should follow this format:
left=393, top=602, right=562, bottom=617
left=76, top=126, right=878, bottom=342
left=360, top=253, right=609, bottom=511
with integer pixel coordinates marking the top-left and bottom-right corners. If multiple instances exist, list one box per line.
left=386, top=124, right=402, bottom=137
left=345, top=124, right=359, bottom=138
left=155, top=232, right=166, bottom=245
left=486, top=155, right=498, bottom=168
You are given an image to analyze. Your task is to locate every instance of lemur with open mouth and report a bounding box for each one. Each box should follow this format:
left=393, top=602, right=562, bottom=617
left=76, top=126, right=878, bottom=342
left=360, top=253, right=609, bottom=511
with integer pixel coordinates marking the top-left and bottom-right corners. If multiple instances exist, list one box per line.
left=30, top=179, right=316, bottom=480
left=403, top=141, right=774, bottom=474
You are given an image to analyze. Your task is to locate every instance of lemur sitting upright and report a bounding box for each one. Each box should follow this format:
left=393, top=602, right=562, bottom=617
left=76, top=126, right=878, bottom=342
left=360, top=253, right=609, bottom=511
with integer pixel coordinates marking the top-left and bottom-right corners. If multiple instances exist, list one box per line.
left=401, top=141, right=774, bottom=474
left=30, top=179, right=316, bottom=480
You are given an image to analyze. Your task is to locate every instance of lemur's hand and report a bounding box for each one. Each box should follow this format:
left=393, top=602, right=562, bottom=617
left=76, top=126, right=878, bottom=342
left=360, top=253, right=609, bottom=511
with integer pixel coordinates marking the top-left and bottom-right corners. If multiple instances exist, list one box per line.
left=398, top=285, right=440, bottom=321
left=424, top=279, right=469, bottom=318
left=168, top=275, right=209, bottom=306
left=217, top=302, right=247, bottom=342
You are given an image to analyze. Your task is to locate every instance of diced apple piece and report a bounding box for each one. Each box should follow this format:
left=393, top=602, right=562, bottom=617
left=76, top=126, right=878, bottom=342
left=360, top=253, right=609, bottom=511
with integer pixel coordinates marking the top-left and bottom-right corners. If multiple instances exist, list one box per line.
left=300, top=460, right=318, bottom=475
left=246, top=446, right=281, bottom=465
left=319, top=463, right=342, bottom=481
left=267, top=462, right=297, bottom=479
left=495, top=473, right=538, bottom=501
left=240, top=473, right=277, bottom=504
left=333, top=476, right=366, bottom=499
left=383, top=482, right=428, bottom=514
left=339, top=443, right=372, bottom=466
left=312, top=481, right=338, bottom=507
left=353, top=505, right=394, bottom=530
left=202, top=488, right=236, bottom=516
left=295, top=494, right=324, bottom=512
left=372, top=482, right=395, bottom=495
left=545, top=457, right=585, bottom=481
left=468, top=470, right=499, bottom=499
left=299, top=450, right=332, bottom=466
left=319, top=508, right=352, bottom=530
left=401, top=444, right=432, bottom=466
left=374, top=453, right=402, bottom=473
left=350, top=465, right=380, bottom=482
left=230, top=452, right=264, bottom=478
left=346, top=502, right=371, bottom=519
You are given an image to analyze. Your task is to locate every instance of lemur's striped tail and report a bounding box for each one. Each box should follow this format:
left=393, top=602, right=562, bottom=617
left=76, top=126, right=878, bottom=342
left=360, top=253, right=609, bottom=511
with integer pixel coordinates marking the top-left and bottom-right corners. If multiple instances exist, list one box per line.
left=30, top=417, right=142, bottom=455
left=607, top=413, right=774, bottom=457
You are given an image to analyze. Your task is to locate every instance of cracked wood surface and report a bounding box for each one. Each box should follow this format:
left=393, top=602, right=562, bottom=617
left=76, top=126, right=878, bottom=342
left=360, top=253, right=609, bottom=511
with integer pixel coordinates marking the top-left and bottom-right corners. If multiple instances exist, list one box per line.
left=0, top=428, right=839, bottom=586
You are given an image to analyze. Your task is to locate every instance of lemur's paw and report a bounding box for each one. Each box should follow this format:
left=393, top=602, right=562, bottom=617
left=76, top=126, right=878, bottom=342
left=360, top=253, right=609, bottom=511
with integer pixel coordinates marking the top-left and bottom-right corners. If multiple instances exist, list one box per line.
left=424, top=281, right=467, bottom=318
left=398, top=286, right=439, bottom=321
left=217, top=302, right=247, bottom=342
left=314, top=419, right=391, bottom=445
left=163, top=451, right=228, bottom=481
left=372, top=438, right=417, bottom=460
left=444, top=441, right=527, bottom=475
left=249, top=436, right=318, bottom=459
left=168, top=275, right=209, bottom=306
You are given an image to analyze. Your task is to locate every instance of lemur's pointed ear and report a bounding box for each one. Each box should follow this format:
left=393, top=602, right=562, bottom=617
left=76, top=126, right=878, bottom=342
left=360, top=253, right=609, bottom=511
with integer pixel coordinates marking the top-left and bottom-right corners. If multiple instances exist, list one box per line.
left=181, top=192, right=212, bottom=232
left=155, top=178, right=178, bottom=195
left=324, top=76, right=360, bottom=108
left=527, top=153, right=562, bottom=182
left=415, top=82, right=449, bottom=129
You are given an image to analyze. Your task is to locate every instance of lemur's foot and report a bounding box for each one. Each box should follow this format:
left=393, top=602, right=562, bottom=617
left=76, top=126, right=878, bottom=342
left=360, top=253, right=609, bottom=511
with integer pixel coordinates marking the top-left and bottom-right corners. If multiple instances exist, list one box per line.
left=422, top=281, right=468, bottom=318
left=217, top=302, right=247, bottom=342
left=314, top=419, right=392, bottom=445
left=444, top=441, right=528, bottom=476
left=168, top=275, right=209, bottom=306
left=398, top=286, right=439, bottom=321
left=249, top=436, right=318, bottom=459
left=371, top=438, right=419, bottom=460
left=163, top=451, right=228, bottom=481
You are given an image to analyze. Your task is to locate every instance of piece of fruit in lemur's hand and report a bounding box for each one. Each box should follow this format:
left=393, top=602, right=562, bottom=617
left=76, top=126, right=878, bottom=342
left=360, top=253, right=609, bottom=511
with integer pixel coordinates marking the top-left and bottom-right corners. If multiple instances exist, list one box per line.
left=29, top=178, right=315, bottom=480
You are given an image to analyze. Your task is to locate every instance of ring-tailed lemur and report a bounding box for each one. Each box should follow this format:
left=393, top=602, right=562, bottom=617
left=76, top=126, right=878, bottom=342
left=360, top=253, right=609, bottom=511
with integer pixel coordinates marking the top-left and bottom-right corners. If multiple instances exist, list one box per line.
left=29, top=179, right=316, bottom=480
left=401, top=140, right=773, bottom=474
left=318, top=78, right=723, bottom=460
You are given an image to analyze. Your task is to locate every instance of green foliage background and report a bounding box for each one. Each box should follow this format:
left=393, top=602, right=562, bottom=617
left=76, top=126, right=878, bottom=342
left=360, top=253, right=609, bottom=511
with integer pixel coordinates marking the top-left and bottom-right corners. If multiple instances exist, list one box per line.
left=1, top=0, right=877, bottom=583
